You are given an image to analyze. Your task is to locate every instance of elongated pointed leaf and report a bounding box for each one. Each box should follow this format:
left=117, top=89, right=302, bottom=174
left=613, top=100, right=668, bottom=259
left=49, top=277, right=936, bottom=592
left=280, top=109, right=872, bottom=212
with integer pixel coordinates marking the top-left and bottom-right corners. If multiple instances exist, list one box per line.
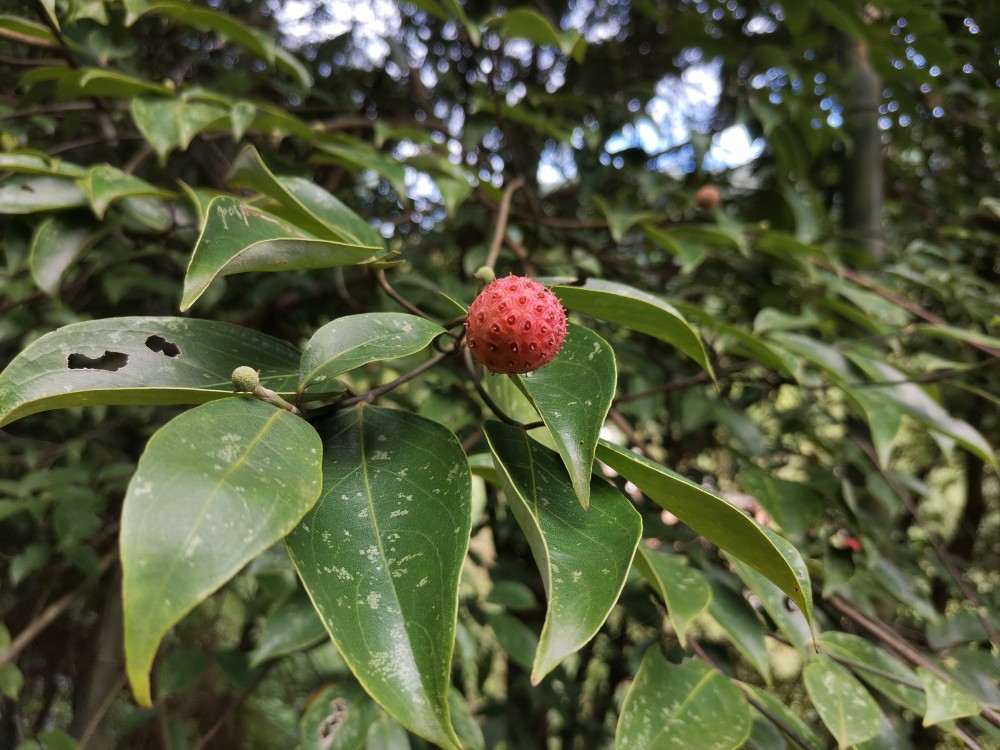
left=250, top=588, right=327, bottom=667
left=708, top=579, right=771, bottom=683
left=286, top=407, right=471, bottom=750
left=728, top=556, right=812, bottom=654
left=122, top=399, right=323, bottom=706
left=76, top=163, right=173, bottom=218
left=0, top=152, right=86, bottom=178
left=181, top=196, right=387, bottom=310
left=548, top=279, right=714, bottom=378
left=615, top=651, right=751, bottom=750
left=484, top=421, right=641, bottom=684
left=299, top=314, right=445, bottom=397
left=595, top=441, right=814, bottom=628
left=0, top=175, right=88, bottom=214
left=803, top=658, right=882, bottom=749
left=131, top=96, right=229, bottom=163
left=515, top=324, right=616, bottom=508
left=817, top=632, right=924, bottom=713
left=227, top=145, right=383, bottom=248
left=917, top=667, right=979, bottom=727
left=634, top=547, right=711, bottom=647
left=0, top=317, right=300, bottom=428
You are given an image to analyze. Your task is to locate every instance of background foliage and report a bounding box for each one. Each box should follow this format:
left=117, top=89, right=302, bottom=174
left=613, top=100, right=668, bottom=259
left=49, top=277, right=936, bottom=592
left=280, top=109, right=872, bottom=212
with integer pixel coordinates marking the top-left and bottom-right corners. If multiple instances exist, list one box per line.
left=1, top=0, right=998, bottom=748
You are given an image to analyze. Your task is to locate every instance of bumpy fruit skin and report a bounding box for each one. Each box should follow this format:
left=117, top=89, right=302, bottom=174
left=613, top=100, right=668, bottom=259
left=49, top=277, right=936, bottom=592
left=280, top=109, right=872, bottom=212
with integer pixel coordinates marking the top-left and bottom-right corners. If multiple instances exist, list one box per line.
left=465, top=276, right=567, bottom=375
left=231, top=366, right=260, bottom=392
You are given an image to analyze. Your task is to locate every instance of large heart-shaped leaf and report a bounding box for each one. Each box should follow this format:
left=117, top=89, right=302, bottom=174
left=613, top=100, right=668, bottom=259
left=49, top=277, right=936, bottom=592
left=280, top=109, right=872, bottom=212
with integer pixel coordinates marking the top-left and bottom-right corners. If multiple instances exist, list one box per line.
left=121, top=398, right=323, bottom=706
left=515, top=323, right=616, bottom=509
left=595, top=441, right=814, bottom=629
left=803, top=657, right=882, bottom=749
left=286, top=407, right=471, bottom=750
left=548, top=278, right=714, bottom=378
left=299, top=313, right=445, bottom=397
left=0, top=317, right=300, bottom=428
left=634, top=546, right=711, bottom=648
left=615, top=651, right=752, bottom=750
left=181, top=196, right=387, bottom=311
left=484, top=421, right=641, bottom=684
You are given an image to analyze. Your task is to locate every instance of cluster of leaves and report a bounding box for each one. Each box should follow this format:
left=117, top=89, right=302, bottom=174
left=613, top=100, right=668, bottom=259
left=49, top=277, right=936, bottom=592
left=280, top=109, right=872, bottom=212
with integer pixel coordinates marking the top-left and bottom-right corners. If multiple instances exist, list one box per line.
left=1, top=1, right=998, bottom=749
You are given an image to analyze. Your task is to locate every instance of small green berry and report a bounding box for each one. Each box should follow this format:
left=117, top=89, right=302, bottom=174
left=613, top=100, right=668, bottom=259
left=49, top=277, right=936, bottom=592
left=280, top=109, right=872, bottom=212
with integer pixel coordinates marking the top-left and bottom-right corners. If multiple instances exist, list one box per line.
left=474, top=266, right=496, bottom=286
left=231, top=366, right=260, bottom=392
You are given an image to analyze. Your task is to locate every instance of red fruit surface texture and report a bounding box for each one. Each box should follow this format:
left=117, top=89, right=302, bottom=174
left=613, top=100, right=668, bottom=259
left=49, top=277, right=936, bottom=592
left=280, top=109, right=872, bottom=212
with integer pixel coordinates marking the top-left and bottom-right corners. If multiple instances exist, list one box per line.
left=465, top=276, right=568, bottom=375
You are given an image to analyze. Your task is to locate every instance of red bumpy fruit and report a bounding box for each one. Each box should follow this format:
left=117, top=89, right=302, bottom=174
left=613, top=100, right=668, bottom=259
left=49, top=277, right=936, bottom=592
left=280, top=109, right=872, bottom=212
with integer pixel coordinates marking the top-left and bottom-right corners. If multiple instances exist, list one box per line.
left=465, top=275, right=568, bottom=375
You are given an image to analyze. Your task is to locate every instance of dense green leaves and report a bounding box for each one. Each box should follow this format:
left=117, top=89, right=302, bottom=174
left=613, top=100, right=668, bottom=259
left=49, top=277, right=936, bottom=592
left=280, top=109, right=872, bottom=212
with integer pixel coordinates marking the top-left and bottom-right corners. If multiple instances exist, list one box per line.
left=286, top=407, right=471, bottom=749
left=121, top=398, right=323, bottom=706
left=484, top=421, right=641, bottom=684
left=596, top=441, right=814, bottom=628
left=515, top=323, right=616, bottom=508
left=803, top=658, right=882, bottom=749
left=634, top=547, right=711, bottom=647
left=0, top=317, right=300, bottom=427
left=616, top=651, right=751, bottom=750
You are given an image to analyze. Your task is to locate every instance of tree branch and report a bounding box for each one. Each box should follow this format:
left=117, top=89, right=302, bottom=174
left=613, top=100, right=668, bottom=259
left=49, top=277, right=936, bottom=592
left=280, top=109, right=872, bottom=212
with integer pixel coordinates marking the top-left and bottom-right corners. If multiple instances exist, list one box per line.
left=484, top=176, right=526, bottom=271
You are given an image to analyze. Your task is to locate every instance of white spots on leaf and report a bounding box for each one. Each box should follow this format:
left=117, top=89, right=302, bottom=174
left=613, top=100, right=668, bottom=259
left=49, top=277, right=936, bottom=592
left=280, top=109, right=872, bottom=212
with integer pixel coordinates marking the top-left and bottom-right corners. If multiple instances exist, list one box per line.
left=371, top=450, right=390, bottom=461
left=366, top=592, right=381, bottom=609
left=417, top=577, right=429, bottom=588
left=390, top=509, right=409, bottom=518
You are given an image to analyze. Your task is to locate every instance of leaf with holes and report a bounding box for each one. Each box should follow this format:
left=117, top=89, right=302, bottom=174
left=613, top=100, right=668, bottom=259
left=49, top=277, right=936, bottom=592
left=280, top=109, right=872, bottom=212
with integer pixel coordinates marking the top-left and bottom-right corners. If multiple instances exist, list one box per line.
left=299, top=682, right=380, bottom=750
left=181, top=196, right=388, bottom=311
left=515, top=324, right=616, bottom=509
left=484, top=421, right=641, bottom=684
left=299, top=313, right=445, bottom=399
left=615, top=651, right=752, bottom=750
left=0, top=317, right=300, bottom=428
left=121, top=398, right=323, bottom=706
left=286, top=407, right=472, bottom=750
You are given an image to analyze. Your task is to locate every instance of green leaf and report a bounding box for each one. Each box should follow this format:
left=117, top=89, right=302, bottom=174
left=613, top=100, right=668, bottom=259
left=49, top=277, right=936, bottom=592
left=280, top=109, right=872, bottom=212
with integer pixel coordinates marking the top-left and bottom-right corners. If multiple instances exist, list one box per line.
left=741, top=685, right=826, bottom=750
left=0, top=317, right=300, bottom=428
left=591, top=196, right=659, bottom=243
left=131, top=96, right=229, bottom=163
left=486, top=8, right=583, bottom=58
left=514, top=324, right=616, bottom=508
left=28, top=214, right=103, bottom=296
left=846, top=352, right=996, bottom=467
left=299, top=683, right=380, bottom=750
left=0, top=14, right=58, bottom=46
left=121, top=398, right=323, bottom=707
left=549, top=279, right=714, bottom=378
left=817, top=632, right=924, bottom=713
left=227, top=145, right=384, bottom=248
left=595, top=441, right=814, bottom=629
left=634, top=546, right=711, bottom=647
left=23, top=66, right=172, bottom=98
left=250, top=588, right=327, bottom=667
left=911, top=325, right=1000, bottom=352
left=181, top=196, right=387, bottom=311
left=76, top=164, right=173, bottom=218
left=299, top=314, right=445, bottom=397
left=0, top=152, right=86, bottom=178
left=729, top=557, right=812, bottom=654
left=707, top=579, right=771, bottom=683
left=803, top=658, right=882, bottom=749
left=736, top=469, right=823, bottom=539
left=0, top=663, right=24, bottom=700
left=484, top=421, right=641, bottom=684
left=484, top=611, right=538, bottom=671
left=916, top=667, right=980, bottom=727
left=0, top=175, right=88, bottom=214
left=286, top=407, right=471, bottom=750
left=615, top=651, right=752, bottom=750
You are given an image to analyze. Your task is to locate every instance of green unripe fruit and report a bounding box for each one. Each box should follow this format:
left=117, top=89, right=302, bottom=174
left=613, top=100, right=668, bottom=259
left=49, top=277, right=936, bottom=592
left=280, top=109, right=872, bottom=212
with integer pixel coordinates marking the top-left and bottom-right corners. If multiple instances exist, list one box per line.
left=231, top=366, right=260, bottom=392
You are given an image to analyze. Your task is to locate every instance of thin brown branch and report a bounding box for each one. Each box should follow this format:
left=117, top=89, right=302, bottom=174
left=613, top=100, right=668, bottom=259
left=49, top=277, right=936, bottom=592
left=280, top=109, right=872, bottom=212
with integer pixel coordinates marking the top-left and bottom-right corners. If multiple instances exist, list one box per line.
left=191, top=663, right=274, bottom=750
left=338, top=350, right=451, bottom=409
left=484, top=175, right=526, bottom=271
left=374, top=268, right=435, bottom=320
left=77, top=674, right=127, bottom=750
left=504, top=234, right=537, bottom=276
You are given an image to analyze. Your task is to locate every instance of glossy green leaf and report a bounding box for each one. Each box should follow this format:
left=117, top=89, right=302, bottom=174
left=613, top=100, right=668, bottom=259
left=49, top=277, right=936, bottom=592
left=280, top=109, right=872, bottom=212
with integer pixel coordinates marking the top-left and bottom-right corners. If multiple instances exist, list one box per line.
left=250, top=588, right=327, bottom=667
left=299, top=314, right=445, bottom=397
left=484, top=611, right=538, bottom=671
left=227, top=145, right=384, bottom=248
left=596, top=441, right=814, bottom=628
left=729, top=557, right=812, bottom=654
left=817, top=632, right=923, bottom=713
left=634, top=546, right=711, bottom=647
left=0, top=152, right=86, bottom=178
left=286, top=407, right=471, bottom=750
left=0, top=14, right=58, bottom=46
left=515, top=324, right=616, bottom=508
left=615, top=651, right=752, bottom=750
left=484, top=421, right=641, bottom=684
left=24, top=65, right=172, bottom=98
left=76, top=164, right=173, bottom=218
left=181, top=196, right=386, bottom=311
left=803, top=658, right=882, bottom=749
left=0, top=317, right=300, bottom=427
left=131, top=96, right=229, bottom=163
left=486, top=8, right=582, bottom=58
left=737, top=469, right=823, bottom=539
left=845, top=352, right=996, bottom=467
left=741, top=685, right=826, bottom=750
left=917, top=667, right=979, bottom=727
left=707, top=580, right=771, bottom=683
left=592, top=195, right=660, bottom=243
left=0, top=175, right=88, bottom=214
left=912, top=324, right=1000, bottom=352
left=121, top=398, right=323, bottom=706
left=299, top=683, right=380, bottom=750
left=28, top=215, right=102, bottom=296
left=313, top=134, right=409, bottom=198
left=549, top=279, right=714, bottom=377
